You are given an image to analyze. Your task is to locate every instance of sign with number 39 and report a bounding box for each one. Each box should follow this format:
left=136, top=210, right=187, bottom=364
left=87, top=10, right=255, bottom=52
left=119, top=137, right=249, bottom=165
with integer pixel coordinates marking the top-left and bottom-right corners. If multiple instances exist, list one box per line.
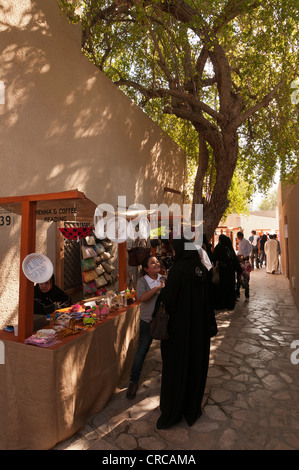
left=0, top=213, right=12, bottom=227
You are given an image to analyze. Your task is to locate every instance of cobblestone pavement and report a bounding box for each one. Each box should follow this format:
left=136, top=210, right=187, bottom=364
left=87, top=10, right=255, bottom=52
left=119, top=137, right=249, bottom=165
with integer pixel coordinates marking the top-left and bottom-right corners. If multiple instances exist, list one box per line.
left=54, top=268, right=299, bottom=450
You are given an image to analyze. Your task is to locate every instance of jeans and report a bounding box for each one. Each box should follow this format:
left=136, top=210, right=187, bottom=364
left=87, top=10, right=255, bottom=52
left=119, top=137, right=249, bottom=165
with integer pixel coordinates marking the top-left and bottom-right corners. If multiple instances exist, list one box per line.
left=251, top=246, right=259, bottom=269
left=260, top=250, right=266, bottom=266
left=236, top=260, right=250, bottom=299
left=130, top=319, right=153, bottom=384
left=236, top=276, right=249, bottom=299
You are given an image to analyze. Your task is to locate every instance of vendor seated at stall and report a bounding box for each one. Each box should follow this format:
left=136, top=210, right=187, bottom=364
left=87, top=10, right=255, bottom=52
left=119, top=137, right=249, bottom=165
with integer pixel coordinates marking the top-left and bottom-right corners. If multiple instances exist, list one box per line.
left=34, top=274, right=72, bottom=315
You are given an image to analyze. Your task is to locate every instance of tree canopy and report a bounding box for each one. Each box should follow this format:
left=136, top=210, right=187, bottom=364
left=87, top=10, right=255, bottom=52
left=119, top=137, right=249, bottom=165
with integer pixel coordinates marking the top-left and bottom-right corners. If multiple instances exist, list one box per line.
left=59, top=0, right=299, bottom=239
left=258, top=188, right=278, bottom=211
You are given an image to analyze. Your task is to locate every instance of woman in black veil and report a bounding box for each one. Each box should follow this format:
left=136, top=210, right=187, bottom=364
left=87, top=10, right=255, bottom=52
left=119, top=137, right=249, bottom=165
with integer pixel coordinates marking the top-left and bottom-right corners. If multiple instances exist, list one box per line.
left=156, top=238, right=211, bottom=429
left=212, top=234, right=241, bottom=310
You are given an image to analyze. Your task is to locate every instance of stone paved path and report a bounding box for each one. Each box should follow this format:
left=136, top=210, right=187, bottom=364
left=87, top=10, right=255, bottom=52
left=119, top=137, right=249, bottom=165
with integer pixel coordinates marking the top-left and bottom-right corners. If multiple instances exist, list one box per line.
left=54, top=268, right=299, bottom=450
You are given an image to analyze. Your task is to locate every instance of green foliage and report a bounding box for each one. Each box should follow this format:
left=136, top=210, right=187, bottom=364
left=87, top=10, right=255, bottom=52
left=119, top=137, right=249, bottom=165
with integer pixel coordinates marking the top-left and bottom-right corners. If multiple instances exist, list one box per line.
left=59, top=0, right=81, bottom=23
left=58, top=0, right=299, bottom=224
left=223, top=172, right=252, bottom=219
left=258, top=188, right=278, bottom=211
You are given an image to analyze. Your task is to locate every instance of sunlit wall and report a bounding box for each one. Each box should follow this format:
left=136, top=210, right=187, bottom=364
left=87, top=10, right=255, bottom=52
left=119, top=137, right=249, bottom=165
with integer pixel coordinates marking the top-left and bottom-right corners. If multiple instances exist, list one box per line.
left=0, top=0, right=185, bottom=326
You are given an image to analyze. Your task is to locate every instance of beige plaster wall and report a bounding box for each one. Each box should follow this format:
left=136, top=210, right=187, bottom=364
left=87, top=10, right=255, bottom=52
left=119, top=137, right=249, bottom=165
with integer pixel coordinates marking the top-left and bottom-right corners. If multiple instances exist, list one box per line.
left=278, top=181, right=299, bottom=310
left=0, top=0, right=185, bottom=327
left=223, top=211, right=279, bottom=240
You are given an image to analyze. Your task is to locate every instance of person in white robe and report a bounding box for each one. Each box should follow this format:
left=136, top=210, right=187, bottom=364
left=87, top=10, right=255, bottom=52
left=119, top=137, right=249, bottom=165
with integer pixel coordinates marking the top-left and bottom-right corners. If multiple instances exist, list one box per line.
left=264, top=235, right=279, bottom=274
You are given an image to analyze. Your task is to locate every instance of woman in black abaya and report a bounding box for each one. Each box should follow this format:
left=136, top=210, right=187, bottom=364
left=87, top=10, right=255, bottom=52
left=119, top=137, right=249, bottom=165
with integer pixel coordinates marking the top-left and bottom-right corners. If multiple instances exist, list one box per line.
left=156, top=238, right=211, bottom=429
left=212, top=234, right=241, bottom=310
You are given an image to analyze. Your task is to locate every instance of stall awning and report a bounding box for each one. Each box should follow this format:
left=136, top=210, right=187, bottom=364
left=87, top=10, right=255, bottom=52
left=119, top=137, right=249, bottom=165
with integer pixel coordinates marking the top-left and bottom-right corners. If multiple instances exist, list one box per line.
left=0, top=189, right=97, bottom=222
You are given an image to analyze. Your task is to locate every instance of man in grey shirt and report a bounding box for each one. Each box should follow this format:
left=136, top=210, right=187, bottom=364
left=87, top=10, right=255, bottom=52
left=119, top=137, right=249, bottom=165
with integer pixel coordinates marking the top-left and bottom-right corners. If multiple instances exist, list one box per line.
left=249, top=230, right=260, bottom=269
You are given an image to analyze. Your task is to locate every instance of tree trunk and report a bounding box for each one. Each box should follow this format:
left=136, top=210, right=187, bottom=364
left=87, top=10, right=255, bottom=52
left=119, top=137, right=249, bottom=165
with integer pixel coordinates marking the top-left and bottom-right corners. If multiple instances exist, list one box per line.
left=192, top=130, right=210, bottom=206
left=193, top=127, right=239, bottom=241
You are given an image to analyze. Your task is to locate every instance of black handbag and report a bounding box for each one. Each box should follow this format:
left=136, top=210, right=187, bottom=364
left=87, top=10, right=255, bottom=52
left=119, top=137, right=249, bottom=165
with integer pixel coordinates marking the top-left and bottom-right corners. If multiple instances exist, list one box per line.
left=149, top=301, right=169, bottom=340
left=212, top=263, right=220, bottom=284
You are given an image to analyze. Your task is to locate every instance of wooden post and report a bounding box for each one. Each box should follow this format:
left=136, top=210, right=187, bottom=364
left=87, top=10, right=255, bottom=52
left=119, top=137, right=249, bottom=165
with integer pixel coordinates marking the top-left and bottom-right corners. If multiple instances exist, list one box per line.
left=56, top=222, right=64, bottom=289
left=118, top=242, right=127, bottom=291
left=18, top=200, right=36, bottom=342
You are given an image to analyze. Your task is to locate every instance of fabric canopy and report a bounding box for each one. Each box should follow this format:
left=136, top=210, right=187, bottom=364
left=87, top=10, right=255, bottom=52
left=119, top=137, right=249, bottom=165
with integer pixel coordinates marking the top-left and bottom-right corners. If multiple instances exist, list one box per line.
left=58, top=226, right=94, bottom=239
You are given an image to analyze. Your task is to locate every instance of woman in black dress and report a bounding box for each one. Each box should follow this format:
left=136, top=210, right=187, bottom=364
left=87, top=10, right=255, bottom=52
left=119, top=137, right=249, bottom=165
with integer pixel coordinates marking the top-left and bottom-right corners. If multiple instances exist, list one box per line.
left=212, top=234, right=241, bottom=310
left=156, top=238, right=211, bottom=429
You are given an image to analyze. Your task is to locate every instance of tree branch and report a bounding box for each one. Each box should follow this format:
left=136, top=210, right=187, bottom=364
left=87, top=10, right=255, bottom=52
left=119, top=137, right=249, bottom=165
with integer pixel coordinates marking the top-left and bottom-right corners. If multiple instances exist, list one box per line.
left=235, top=80, right=284, bottom=127
left=116, top=76, right=224, bottom=122
left=147, top=27, right=173, bottom=82
left=157, top=0, right=211, bottom=42
left=208, top=42, right=234, bottom=115
left=212, top=0, right=262, bottom=34
left=164, top=103, right=223, bottom=152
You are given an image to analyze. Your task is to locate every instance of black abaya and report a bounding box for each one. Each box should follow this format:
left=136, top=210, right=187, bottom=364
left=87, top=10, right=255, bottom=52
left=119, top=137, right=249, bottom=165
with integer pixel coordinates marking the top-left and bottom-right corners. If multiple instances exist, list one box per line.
left=157, top=239, right=211, bottom=429
left=212, top=235, right=241, bottom=310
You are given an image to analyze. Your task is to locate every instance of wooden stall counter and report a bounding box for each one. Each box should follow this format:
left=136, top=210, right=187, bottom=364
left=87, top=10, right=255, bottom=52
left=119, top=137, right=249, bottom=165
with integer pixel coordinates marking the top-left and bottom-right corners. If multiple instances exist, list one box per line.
left=0, top=303, right=140, bottom=450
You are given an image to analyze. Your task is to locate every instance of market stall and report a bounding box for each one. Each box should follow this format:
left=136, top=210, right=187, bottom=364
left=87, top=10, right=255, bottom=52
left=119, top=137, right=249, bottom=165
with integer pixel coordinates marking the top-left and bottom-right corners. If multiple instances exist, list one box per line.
left=0, top=303, right=140, bottom=450
left=0, top=190, right=129, bottom=342
left=0, top=190, right=137, bottom=450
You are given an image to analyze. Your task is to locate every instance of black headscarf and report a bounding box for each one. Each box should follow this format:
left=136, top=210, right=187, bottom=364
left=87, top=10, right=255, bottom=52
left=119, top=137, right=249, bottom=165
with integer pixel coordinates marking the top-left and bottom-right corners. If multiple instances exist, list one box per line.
left=34, top=274, right=72, bottom=315
left=213, top=234, right=240, bottom=271
left=172, top=238, right=206, bottom=269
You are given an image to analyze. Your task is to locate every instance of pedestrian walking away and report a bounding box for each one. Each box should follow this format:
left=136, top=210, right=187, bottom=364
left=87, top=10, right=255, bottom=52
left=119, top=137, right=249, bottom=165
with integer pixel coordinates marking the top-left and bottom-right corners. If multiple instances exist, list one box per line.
left=212, top=234, right=242, bottom=311
left=249, top=230, right=260, bottom=269
left=264, top=234, right=279, bottom=274
left=236, top=231, right=252, bottom=302
left=273, top=234, right=282, bottom=272
left=259, top=234, right=268, bottom=267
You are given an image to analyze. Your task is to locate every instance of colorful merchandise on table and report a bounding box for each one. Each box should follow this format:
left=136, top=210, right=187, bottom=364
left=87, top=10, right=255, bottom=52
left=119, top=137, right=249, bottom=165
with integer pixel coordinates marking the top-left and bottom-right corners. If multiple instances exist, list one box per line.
left=25, top=329, right=59, bottom=347
left=23, top=287, right=137, bottom=347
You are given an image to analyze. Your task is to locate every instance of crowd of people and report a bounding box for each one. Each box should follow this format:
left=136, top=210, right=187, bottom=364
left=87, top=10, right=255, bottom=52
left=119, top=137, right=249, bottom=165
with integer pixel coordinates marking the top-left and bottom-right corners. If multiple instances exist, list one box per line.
left=124, top=229, right=281, bottom=430
left=33, top=229, right=280, bottom=431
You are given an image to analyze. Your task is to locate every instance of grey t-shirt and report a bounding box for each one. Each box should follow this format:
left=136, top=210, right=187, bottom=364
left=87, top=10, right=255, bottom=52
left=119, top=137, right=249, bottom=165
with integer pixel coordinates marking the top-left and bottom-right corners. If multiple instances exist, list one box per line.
left=136, top=274, right=162, bottom=323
